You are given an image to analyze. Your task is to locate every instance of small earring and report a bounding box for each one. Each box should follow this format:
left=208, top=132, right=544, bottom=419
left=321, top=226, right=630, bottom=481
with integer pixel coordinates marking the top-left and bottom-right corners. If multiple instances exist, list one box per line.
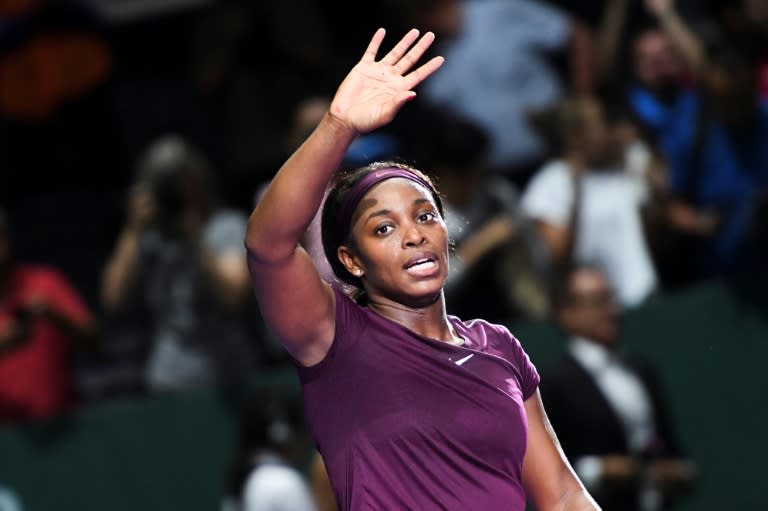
left=354, top=270, right=363, bottom=277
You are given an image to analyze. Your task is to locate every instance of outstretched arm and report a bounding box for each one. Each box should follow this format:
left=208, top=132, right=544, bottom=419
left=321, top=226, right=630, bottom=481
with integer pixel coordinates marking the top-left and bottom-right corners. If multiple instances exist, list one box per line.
left=645, top=0, right=707, bottom=73
left=523, top=391, right=601, bottom=511
left=595, top=0, right=630, bottom=83
left=245, top=29, right=443, bottom=366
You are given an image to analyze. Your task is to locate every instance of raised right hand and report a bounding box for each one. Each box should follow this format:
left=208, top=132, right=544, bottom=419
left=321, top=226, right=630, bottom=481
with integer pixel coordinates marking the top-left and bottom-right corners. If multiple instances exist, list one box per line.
left=329, top=28, right=444, bottom=134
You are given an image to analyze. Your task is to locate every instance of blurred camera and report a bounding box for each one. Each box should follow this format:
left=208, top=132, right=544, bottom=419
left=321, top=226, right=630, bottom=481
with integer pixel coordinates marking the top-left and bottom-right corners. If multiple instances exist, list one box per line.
left=135, top=135, right=212, bottom=223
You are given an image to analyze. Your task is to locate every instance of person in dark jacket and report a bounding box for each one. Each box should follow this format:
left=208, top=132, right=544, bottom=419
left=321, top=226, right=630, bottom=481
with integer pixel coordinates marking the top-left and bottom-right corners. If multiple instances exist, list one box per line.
left=541, top=264, right=697, bottom=511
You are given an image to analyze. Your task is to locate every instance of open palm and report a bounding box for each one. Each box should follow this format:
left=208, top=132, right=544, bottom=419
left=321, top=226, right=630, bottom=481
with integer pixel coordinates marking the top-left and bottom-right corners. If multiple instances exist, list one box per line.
left=329, top=28, right=444, bottom=134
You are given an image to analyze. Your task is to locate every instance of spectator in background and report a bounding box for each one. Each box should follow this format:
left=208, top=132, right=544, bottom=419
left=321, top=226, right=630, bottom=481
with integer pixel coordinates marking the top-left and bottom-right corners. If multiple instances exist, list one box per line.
left=626, top=0, right=768, bottom=283
left=541, top=265, right=697, bottom=511
left=223, top=392, right=317, bottom=511
left=101, top=135, right=257, bottom=393
left=593, top=0, right=726, bottom=93
left=400, top=0, right=592, bottom=175
left=522, top=96, right=658, bottom=309
left=0, top=208, right=97, bottom=423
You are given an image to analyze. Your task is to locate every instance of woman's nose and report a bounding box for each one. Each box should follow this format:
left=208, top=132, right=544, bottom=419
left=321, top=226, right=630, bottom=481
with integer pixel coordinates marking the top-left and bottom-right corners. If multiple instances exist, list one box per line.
left=402, top=222, right=426, bottom=247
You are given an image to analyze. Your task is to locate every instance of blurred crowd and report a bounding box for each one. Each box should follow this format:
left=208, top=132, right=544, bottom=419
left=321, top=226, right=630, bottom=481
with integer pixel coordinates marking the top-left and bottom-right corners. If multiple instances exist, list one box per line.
left=1, top=0, right=767, bottom=510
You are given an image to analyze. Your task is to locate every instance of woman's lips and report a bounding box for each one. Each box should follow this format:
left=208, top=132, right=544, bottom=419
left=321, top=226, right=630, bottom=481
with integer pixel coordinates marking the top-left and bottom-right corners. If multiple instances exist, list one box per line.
left=404, top=253, right=440, bottom=277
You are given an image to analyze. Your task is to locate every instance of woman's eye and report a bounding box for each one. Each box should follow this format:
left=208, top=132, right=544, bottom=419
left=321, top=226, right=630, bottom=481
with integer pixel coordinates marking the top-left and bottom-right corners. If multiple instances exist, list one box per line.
left=375, top=224, right=393, bottom=235
left=418, top=211, right=437, bottom=222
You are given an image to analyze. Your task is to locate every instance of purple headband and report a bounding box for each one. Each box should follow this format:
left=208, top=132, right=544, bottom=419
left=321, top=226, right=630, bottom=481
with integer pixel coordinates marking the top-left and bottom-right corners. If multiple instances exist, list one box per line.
left=336, top=167, right=435, bottom=241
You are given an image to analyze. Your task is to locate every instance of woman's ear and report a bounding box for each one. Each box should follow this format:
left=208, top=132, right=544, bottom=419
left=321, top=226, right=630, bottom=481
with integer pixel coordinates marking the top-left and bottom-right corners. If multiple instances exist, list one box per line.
left=337, top=245, right=365, bottom=278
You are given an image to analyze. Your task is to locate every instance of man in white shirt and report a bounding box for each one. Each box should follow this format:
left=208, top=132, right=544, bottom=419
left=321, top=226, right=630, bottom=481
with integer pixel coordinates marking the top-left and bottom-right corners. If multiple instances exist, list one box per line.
left=540, top=266, right=696, bottom=511
left=521, top=96, right=658, bottom=308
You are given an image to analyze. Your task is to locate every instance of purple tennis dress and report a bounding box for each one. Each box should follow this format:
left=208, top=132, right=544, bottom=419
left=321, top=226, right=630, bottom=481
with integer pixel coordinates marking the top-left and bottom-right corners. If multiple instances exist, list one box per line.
left=297, top=287, right=540, bottom=511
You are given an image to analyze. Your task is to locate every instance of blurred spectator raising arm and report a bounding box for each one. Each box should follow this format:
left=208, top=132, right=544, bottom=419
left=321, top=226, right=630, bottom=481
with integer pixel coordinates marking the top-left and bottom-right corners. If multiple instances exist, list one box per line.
left=644, top=0, right=706, bottom=73
left=103, top=183, right=250, bottom=314
left=101, top=136, right=256, bottom=393
left=626, top=1, right=768, bottom=282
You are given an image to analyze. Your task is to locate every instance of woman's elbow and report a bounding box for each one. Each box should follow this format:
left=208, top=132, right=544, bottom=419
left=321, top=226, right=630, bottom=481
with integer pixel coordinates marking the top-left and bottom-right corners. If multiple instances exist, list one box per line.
left=244, top=220, right=292, bottom=265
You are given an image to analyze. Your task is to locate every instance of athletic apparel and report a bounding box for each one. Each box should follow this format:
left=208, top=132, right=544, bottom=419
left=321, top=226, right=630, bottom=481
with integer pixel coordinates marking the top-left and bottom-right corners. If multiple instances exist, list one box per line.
left=297, top=287, right=539, bottom=511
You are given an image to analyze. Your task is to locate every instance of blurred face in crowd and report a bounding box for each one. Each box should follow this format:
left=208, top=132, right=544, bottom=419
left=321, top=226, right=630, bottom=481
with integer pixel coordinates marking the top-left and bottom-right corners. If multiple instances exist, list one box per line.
left=567, top=99, right=623, bottom=168
left=558, top=268, right=620, bottom=347
left=147, top=167, right=211, bottom=237
left=340, top=178, right=449, bottom=308
left=633, top=30, right=683, bottom=95
left=138, top=136, right=214, bottom=236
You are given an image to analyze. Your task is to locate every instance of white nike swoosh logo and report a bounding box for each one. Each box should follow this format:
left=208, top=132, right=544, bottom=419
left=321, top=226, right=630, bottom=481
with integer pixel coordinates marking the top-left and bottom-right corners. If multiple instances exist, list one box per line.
left=454, top=353, right=474, bottom=366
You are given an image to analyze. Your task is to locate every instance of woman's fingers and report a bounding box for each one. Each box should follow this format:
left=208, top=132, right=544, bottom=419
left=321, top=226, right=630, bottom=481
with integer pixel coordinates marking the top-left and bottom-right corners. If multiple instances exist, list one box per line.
left=393, top=32, right=437, bottom=74
left=364, top=28, right=441, bottom=80
left=403, top=55, right=445, bottom=89
left=361, top=28, right=387, bottom=63
left=380, top=28, right=420, bottom=65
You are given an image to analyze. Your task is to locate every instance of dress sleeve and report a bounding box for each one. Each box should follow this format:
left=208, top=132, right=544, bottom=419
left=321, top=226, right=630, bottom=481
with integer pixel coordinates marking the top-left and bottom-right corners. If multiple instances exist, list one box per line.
left=511, top=333, right=540, bottom=400
left=485, top=323, right=541, bottom=400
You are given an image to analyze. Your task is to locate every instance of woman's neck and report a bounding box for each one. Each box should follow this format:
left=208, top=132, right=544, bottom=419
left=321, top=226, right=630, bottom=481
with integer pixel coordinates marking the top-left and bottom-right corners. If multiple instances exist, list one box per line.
left=366, top=291, right=462, bottom=343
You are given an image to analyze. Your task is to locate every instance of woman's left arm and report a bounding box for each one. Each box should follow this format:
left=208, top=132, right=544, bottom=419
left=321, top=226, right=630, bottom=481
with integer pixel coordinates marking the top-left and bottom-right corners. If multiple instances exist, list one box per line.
left=522, top=390, right=601, bottom=511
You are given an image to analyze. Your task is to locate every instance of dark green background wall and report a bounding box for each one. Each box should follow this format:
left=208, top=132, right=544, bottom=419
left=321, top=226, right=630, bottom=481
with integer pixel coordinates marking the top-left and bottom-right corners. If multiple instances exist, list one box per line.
left=0, top=277, right=766, bottom=510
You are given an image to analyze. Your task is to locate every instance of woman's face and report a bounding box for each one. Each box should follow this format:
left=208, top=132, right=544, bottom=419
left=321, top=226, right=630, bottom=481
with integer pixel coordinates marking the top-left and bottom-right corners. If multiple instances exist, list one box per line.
left=339, top=178, right=449, bottom=307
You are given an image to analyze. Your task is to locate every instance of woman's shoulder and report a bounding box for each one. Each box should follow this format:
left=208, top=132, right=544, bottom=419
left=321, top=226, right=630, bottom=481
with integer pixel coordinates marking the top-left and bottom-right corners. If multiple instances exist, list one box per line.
left=294, top=285, right=369, bottom=382
left=451, top=314, right=521, bottom=349
left=453, top=314, right=540, bottom=395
